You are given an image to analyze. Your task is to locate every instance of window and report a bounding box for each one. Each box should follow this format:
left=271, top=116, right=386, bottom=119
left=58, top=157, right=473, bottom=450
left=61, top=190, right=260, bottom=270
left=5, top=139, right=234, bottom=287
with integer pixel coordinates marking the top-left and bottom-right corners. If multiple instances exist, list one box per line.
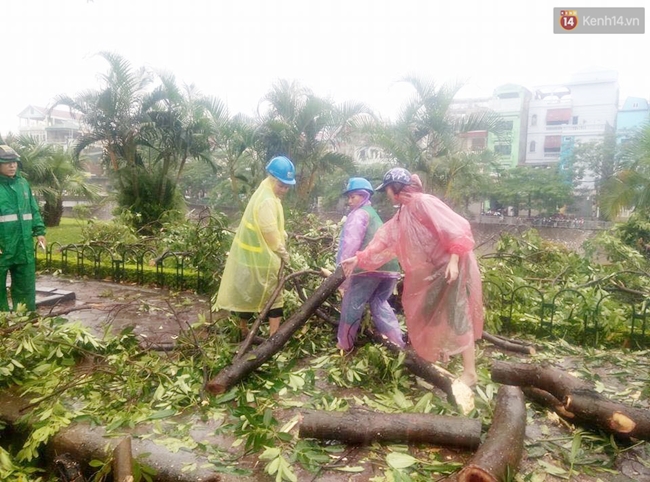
left=544, top=135, right=561, bottom=152
left=471, top=138, right=486, bottom=151
left=494, top=143, right=512, bottom=155
left=529, top=141, right=536, bottom=152
left=531, top=114, right=537, bottom=126
left=572, top=116, right=578, bottom=125
left=501, top=120, right=514, bottom=131
left=546, top=108, right=572, bottom=125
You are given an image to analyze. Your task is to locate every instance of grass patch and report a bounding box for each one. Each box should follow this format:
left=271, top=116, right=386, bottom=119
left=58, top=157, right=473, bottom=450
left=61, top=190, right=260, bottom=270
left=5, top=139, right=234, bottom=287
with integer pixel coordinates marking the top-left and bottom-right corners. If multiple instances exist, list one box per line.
left=45, top=218, right=86, bottom=246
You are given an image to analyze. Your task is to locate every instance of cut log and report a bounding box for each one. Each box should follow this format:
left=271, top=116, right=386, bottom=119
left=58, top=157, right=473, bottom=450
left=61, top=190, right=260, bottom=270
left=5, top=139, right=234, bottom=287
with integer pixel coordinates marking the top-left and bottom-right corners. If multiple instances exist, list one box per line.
left=206, top=266, right=346, bottom=394
left=298, top=409, right=481, bottom=449
left=491, top=360, right=591, bottom=400
left=112, top=436, right=134, bottom=482
left=491, top=361, right=650, bottom=441
left=457, top=385, right=527, bottom=482
left=482, top=331, right=537, bottom=355
left=564, top=389, right=650, bottom=440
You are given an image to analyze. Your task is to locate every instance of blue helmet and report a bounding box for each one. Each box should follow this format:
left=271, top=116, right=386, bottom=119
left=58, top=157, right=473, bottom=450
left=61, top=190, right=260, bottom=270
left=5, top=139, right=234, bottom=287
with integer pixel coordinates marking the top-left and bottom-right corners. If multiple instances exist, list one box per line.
left=343, top=177, right=374, bottom=195
left=266, top=156, right=296, bottom=185
left=375, top=167, right=412, bottom=192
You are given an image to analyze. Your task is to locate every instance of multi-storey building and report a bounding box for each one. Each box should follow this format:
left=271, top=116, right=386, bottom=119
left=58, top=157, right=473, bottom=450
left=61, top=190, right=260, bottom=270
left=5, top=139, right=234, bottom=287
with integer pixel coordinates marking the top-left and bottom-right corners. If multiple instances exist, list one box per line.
left=17, top=105, right=82, bottom=146
left=487, top=84, right=531, bottom=169
left=616, top=96, right=650, bottom=144
left=524, top=69, right=619, bottom=170
left=450, top=84, right=531, bottom=169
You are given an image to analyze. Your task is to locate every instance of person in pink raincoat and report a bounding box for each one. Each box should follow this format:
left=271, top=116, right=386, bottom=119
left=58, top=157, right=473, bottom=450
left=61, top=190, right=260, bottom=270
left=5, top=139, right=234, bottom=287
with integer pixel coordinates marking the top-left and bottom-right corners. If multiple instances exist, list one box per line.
left=341, top=168, right=483, bottom=387
left=336, top=177, right=404, bottom=351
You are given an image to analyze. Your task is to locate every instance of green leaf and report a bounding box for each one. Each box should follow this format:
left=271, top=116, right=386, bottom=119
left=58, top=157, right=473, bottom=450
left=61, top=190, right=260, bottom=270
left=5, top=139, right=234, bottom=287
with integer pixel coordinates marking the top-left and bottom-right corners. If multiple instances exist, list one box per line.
left=386, top=452, right=417, bottom=469
left=146, top=409, right=176, bottom=420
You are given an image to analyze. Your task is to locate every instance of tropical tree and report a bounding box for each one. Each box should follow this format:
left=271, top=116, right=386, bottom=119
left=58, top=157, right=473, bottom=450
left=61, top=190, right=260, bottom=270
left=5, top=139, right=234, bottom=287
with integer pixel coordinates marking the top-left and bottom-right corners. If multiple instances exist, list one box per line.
left=598, top=122, right=650, bottom=220
left=257, top=80, right=370, bottom=207
left=367, top=76, right=505, bottom=209
left=8, top=136, right=100, bottom=227
left=51, top=52, right=160, bottom=228
left=210, top=113, right=259, bottom=211
left=487, top=165, right=574, bottom=217
left=51, top=53, right=226, bottom=232
left=567, top=132, right=621, bottom=219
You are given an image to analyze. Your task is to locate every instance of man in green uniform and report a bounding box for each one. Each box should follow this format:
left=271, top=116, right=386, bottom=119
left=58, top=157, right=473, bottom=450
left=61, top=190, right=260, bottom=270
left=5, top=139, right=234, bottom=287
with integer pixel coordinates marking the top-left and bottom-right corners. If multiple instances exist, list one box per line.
left=0, top=145, right=46, bottom=312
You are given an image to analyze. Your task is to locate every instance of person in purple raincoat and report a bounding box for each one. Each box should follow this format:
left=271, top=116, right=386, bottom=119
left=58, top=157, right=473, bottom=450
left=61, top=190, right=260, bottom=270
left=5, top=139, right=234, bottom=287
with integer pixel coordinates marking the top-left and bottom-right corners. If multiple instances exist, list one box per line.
left=335, top=177, right=405, bottom=351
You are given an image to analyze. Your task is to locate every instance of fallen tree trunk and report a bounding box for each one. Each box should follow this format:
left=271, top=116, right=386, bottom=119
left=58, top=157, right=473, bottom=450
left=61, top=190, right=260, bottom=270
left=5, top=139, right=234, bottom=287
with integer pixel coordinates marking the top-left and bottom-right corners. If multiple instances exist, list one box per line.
left=482, top=332, right=537, bottom=355
left=564, top=389, right=650, bottom=440
left=206, top=266, right=346, bottom=394
left=491, top=360, right=591, bottom=400
left=457, top=385, right=526, bottom=482
left=0, top=390, right=223, bottom=482
left=298, top=409, right=481, bottom=449
left=492, top=361, right=650, bottom=441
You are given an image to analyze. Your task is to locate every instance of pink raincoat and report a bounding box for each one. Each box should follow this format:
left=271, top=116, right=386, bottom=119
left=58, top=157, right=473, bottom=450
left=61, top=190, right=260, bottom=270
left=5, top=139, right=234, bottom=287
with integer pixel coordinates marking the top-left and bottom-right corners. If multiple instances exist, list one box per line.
left=355, top=189, right=483, bottom=363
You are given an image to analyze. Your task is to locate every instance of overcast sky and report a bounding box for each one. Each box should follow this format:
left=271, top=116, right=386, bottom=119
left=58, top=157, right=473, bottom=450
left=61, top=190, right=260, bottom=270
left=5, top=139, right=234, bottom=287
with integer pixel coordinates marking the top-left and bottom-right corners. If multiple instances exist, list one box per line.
left=2, top=0, right=648, bottom=137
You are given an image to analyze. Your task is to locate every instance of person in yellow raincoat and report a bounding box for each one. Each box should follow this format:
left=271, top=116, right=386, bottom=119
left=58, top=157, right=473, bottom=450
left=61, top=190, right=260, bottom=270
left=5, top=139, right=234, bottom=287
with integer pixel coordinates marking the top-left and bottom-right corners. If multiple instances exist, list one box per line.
left=214, top=156, right=296, bottom=337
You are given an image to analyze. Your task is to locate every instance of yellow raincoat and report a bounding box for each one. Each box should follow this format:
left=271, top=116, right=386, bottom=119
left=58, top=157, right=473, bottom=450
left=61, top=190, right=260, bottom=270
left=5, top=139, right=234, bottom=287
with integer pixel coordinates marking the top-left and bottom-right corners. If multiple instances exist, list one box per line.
left=215, top=177, right=287, bottom=312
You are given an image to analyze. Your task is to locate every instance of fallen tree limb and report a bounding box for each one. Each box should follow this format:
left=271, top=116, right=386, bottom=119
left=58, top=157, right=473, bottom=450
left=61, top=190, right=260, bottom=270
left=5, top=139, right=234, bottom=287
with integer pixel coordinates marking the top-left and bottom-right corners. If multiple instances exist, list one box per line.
left=291, top=277, right=339, bottom=327
left=458, top=385, right=526, bottom=482
left=564, top=389, right=650, bottom=440
left=298, top=409, right=481, bottom=449
left=366, top=329, right=462, bottom=408
left=492, top=360, right=650, bottom=441
left=112, top=436, right=134, bottom=482
left=491, top=360, right=591, bottom=400
left=481, top=332, right=537, bottom=355
left=0, top=390, right=222, bottom=482
left=235, top=261, right=286, bottom=359
left=206, top=266, right=346, bottom=395
left=522, top=387, right=576, bottom=420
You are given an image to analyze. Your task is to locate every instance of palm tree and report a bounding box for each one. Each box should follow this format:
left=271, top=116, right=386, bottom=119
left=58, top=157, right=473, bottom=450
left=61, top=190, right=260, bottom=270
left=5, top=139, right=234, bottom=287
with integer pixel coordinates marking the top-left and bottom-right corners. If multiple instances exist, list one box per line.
left=50, top=52, right=162, bottom=229
left=51, top=53, right=225, bottom=232
left=9, top=136, right=100, bottom=226
left=210, top=113, right=259, bottom=211
left=599, top=122, right=650, bottom=220
left=257, top=80, right=370, bottom=206
left=369, top=76, right=504, bottom=207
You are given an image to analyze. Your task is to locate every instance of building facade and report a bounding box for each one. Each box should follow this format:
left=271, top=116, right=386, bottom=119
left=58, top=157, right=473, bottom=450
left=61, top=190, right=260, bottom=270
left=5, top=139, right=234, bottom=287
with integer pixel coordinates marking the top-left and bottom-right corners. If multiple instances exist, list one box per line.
left=524, top=69, right=619, bottom=170
left=616, top=96, right=650, bottom=144
left=17, top=105, right=82, bottom=146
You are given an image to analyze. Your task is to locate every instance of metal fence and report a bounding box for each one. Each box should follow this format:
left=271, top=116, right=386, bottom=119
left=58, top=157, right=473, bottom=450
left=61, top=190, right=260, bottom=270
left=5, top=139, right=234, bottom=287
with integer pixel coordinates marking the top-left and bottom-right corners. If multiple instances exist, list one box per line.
left=483, top=280, right=649, bottom=349
left=37, top=242, right=211, bottom=294
left=36, top=242, right=648, bottom=348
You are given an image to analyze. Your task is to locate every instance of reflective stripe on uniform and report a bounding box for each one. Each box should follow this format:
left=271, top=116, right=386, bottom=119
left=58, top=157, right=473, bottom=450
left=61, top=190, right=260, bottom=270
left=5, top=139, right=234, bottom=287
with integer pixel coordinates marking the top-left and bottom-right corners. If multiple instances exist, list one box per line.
left=0, top=214, right=18, bottom=223
left=235, top=238, right=263, bottom=252
left=23, top=213, right=32, bottom=220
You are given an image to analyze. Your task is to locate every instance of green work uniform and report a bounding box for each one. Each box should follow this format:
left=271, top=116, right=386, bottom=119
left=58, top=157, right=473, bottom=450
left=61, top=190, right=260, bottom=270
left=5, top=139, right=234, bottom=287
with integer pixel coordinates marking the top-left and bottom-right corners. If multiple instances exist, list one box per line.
left=0, top=171, right=46, bottom=311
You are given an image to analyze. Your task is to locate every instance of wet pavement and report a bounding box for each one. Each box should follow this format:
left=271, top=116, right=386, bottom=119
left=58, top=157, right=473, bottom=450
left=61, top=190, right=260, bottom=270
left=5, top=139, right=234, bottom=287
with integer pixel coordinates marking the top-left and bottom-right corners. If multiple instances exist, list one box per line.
left=35, top=273, right=212, bottom=347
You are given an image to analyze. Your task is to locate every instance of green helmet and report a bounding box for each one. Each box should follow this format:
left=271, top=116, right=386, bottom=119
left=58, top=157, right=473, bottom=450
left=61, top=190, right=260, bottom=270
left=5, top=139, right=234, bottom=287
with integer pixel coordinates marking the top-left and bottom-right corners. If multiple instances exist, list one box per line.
left=0, top=145, right=19, bottom=163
